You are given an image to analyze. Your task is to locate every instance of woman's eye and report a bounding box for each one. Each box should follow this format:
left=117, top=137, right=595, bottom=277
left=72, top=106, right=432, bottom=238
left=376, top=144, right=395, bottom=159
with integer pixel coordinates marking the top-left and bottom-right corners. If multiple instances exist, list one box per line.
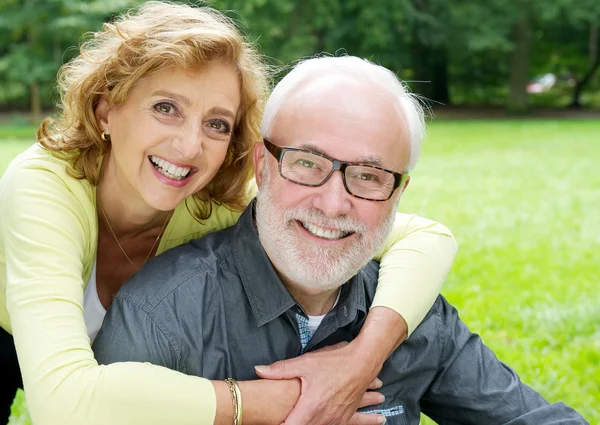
left=154, top=102, right=177, bottom=116
left=208, top=120, right=232, bottom=135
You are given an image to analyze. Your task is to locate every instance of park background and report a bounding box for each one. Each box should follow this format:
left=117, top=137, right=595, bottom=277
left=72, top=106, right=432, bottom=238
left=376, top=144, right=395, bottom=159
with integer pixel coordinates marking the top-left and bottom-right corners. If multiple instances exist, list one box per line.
left=1, top=0, right=599, bottom=424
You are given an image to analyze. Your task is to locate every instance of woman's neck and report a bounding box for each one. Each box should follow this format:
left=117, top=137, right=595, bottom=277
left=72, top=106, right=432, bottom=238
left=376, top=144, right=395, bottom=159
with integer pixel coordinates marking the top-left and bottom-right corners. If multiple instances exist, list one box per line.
left=97, top=153, right=171, bottom=237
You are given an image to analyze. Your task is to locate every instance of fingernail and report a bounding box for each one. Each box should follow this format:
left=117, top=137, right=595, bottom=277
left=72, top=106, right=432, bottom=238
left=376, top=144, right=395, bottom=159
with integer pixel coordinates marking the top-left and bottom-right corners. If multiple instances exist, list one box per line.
left=376, top=378, right=383, bottom=388
left=377, top=415, right=386, bottom=424
left=377, top=394, right=385, bottom=404
left=254, top=365, right=268, bottom=373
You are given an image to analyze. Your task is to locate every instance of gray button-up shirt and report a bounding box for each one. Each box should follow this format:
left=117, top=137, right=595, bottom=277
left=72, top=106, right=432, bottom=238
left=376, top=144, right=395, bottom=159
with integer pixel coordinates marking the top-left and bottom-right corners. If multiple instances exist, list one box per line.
left=93, top=201, right=588, bottom=425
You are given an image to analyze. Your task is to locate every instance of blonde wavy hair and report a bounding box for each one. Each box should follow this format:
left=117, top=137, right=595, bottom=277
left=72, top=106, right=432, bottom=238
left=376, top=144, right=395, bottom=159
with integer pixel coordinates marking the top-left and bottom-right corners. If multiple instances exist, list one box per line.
left=38, top=1, right=269, bottom=219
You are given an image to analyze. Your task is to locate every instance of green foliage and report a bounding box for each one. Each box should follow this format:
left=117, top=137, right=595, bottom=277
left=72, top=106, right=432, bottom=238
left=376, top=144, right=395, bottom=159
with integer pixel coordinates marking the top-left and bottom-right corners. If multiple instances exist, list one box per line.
left=0, top=0, right=599, bottom=110
left=0, top=0, right=137, bottom=110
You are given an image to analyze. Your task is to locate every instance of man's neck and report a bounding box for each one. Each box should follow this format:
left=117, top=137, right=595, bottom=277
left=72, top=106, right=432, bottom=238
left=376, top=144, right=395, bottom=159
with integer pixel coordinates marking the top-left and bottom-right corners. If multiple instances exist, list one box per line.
left=282, top=279, right=340, bottom=316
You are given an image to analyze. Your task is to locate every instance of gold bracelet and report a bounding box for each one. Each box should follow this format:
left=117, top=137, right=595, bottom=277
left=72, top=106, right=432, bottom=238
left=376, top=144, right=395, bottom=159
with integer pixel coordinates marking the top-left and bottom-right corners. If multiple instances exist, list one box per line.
left=224, top=378, right=243, bottom=425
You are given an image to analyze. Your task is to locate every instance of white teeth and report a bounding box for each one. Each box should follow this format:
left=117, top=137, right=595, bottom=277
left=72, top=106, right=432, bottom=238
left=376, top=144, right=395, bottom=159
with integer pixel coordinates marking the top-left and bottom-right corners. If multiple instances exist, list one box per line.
left=149, top=155, right=191, bottom=180
left=302, top=222, right=350, bottom=240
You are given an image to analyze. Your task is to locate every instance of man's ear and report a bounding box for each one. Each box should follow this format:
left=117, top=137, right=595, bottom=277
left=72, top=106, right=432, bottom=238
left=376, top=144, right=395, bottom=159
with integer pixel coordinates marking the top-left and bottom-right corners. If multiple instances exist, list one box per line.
left=253, top=141, right=267, bottom=186
left=401, top=175, right=410, bottom=193
left=94, top=91, right=111, bottom=133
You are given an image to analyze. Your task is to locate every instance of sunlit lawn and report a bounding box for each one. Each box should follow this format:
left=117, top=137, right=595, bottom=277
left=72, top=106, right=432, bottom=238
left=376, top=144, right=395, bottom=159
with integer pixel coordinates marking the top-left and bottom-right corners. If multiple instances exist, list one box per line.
left=2, top=119, right=598, bottom=424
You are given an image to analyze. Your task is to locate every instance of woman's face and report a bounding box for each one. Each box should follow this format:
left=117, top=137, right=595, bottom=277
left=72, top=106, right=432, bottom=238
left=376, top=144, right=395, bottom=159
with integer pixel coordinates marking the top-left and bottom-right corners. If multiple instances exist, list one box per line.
left=97, top=63, right=241, bottom=211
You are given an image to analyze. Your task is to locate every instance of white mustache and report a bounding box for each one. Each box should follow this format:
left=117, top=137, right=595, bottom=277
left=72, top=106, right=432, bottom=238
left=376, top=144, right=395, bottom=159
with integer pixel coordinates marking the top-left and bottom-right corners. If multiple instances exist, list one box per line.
left=283, top=208, right=367, bottom=235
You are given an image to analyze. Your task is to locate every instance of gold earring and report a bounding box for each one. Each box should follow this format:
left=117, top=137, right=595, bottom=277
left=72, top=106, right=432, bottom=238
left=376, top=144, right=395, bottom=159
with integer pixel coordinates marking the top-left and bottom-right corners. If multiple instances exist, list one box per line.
left=101, top=131, right=110, bottom=142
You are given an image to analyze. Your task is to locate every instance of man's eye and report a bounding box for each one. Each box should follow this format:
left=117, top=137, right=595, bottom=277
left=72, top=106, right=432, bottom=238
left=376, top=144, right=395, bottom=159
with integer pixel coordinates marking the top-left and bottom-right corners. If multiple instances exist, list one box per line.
left=359, top=173, right=377, bottom=181
left=298, top=159, right=317, bottom=168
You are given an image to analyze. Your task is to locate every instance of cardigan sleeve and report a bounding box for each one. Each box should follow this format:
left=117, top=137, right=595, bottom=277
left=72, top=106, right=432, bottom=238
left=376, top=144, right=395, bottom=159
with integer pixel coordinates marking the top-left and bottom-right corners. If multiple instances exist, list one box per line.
left=0, top=160, right=217, bottom=425
left=372, top=212, right=458, bottom=335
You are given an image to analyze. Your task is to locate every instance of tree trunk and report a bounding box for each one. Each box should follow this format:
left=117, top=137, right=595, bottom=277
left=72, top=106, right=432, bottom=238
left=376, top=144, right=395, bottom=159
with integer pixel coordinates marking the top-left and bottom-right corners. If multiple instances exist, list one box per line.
left=507, top=16, right=531, bottom=113
left=28, top=21, right=41, bottom=123
left=30, top=82, right=41, bottom=124
left=431, top=47, right=450, bottom=105
left=569, top=23, right=600, bottom=108
left=410, top=0, right=432, bottom=99
left=589, top=23, right=598, bottom=68
left=410, top=35, right=431, bottom=99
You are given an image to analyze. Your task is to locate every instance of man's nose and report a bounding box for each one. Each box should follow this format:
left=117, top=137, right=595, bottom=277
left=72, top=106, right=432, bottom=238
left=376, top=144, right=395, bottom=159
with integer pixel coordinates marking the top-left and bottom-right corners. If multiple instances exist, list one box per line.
left=311, top=171, right=352, bottom=217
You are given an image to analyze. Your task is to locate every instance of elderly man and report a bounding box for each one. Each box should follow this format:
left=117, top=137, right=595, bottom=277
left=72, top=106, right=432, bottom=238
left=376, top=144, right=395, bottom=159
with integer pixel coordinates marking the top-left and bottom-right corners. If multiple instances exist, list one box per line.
left=94, top=56, right=587, bottom=425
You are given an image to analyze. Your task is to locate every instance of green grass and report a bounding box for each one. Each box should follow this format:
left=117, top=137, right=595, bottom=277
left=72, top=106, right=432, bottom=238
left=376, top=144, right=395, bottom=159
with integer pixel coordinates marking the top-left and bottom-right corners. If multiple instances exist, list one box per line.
left=2, top=120, right=598, bottom=424
left=400, top=120, right=599, bottom=424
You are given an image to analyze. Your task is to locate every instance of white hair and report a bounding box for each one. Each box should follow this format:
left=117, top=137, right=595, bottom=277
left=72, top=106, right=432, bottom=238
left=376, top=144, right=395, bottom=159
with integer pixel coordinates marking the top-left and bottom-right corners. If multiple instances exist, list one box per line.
left=260, top=55, right=426, bottom=171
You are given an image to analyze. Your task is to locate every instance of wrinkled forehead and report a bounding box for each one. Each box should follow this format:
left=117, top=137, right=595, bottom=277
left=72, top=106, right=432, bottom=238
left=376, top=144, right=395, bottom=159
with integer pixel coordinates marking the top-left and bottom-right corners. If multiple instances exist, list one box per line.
left=272, top=75, right=411, bottom=171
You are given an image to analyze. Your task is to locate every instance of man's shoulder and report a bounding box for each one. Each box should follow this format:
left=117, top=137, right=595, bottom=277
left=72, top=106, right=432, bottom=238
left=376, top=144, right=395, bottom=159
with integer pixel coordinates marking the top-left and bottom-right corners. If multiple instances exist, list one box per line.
left=357, top=260, right=454, bottom=333
left=409, top=295, right=456, bottom=337
left=358, top=259, right=380, bottom=299
left=116, top=226, right=238, bottom=313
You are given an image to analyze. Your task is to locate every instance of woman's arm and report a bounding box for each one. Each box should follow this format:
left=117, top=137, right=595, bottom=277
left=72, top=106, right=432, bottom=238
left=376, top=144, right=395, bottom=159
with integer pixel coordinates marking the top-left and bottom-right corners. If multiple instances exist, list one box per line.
left=256, top=212, right=458, bottom=425
left=371, top=212, right=458, bottom=334
left=1, top=164, right=209, bottom=425
left=1, top=163, right=301, bottom=425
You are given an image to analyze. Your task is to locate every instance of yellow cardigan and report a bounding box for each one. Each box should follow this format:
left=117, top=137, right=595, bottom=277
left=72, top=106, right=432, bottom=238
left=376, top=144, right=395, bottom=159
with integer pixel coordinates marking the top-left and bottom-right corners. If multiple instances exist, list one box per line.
left=0, top=144, right=457, bottom=425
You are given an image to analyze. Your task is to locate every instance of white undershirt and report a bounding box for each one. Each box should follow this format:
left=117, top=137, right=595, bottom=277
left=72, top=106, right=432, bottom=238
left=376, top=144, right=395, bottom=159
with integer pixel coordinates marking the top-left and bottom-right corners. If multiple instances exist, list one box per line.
left=306, top=290, right=341, bottom=334
left=83, top=258, right=106, bottom=343
left=307, top=314, right=327, bottom=334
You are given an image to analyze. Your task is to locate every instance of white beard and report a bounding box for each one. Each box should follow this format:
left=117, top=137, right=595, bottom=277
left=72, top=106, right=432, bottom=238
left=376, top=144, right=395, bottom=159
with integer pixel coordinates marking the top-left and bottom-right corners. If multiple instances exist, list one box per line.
left=255, top=166, right=396, bottom=293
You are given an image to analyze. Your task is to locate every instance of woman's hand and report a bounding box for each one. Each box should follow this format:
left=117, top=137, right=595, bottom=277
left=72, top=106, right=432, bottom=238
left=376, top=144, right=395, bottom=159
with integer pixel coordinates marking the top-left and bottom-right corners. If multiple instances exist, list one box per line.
left=255, top=307, right=408, bottom=425
left=255, top=342, right=386, bottom=425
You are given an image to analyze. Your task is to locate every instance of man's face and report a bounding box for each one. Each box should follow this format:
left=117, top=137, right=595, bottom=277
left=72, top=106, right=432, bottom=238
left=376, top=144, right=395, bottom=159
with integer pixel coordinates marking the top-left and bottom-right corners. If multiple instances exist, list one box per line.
left=254, top=76, right=411, bottom=293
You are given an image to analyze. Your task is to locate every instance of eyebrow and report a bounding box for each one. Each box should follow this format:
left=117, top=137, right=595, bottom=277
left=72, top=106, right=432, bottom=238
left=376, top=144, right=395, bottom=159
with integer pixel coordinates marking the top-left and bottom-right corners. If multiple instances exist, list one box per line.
left=298, top=143, right=386, bottom=167
left=152, top=90, right=192, bottom=107
left=151, top=90, right=237, bottom=121
left=208, top=106, right=237, bottom=121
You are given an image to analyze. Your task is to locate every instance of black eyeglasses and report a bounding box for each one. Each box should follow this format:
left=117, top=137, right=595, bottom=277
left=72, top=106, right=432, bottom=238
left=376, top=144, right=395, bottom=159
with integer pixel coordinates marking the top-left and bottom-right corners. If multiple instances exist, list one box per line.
left=263, top=138, right=408, bottom=202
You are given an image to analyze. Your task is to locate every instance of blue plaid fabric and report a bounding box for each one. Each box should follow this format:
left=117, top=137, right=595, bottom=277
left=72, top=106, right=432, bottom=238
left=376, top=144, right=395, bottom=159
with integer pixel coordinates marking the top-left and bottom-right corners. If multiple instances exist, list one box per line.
left=295, top=312, right=312, bottom=353
left=362, top=405, right=405, bottom=418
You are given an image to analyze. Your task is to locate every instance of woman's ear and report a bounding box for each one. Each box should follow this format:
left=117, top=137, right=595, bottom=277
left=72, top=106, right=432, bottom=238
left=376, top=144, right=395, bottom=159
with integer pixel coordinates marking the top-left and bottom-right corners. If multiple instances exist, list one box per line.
left=94, top=91, right=111, bottom=132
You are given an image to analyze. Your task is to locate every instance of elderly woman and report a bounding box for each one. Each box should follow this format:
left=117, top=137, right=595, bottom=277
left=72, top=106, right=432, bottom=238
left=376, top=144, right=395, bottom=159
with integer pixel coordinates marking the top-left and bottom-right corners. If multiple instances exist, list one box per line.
left=0, top=2, right=457, bottom=425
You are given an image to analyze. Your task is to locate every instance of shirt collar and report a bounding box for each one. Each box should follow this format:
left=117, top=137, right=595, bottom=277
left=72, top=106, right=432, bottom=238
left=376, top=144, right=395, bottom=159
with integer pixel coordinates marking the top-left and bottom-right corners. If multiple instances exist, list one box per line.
left=231, top=200, right=297, bottom=326
left=231, top=199, right=369, bottom=328
left=334, top=270, right=367, bottom=328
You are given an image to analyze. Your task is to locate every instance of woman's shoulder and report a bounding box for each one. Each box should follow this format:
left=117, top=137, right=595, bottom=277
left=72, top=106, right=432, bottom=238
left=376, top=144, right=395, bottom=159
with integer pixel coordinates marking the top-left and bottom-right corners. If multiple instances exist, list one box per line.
left=5, top=142, right=72, bottom=172
left=0, top=143, right=96, bottom=216
left=3, top=143, right=92, bottom=188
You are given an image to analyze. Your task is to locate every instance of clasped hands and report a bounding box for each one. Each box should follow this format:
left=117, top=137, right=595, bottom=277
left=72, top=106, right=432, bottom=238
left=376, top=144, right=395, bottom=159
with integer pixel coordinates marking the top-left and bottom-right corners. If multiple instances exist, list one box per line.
left=255, top=342, right=387, bottom=425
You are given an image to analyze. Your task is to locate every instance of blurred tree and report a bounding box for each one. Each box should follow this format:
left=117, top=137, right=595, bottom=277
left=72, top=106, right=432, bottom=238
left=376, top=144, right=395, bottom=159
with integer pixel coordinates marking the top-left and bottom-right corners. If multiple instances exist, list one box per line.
left=408, top=0, right=451, bottom=104
left=0, top=0, right=135, bottom=122
left=564, top=0, right=600, bottom=108
left=507, top=1, right=533, bottom=113
left=0, top=0, right=598, bottom=112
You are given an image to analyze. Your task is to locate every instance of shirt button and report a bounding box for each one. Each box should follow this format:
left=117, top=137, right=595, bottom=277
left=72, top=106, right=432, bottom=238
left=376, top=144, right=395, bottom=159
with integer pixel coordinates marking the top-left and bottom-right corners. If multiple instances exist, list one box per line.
left=342, top=306, right=348, bottom=317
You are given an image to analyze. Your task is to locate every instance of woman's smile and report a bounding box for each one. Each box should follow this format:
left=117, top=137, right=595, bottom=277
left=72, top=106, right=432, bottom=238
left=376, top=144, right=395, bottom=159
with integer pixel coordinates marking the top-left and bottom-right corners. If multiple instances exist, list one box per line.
left=149, top=155, right=197, bottom=181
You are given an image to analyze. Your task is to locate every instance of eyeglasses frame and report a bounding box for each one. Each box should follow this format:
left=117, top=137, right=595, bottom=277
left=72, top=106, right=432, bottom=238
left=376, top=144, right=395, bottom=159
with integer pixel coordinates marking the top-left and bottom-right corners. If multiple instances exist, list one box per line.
left=262, top=138, right=408, bottom=202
